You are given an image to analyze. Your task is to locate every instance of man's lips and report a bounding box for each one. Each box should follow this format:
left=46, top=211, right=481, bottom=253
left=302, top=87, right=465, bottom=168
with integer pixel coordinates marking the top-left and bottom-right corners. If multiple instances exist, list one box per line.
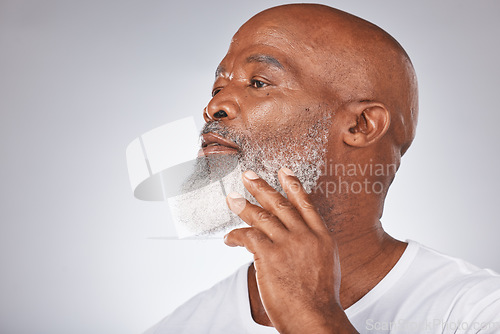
left=198, top=132, right=240, bottom=157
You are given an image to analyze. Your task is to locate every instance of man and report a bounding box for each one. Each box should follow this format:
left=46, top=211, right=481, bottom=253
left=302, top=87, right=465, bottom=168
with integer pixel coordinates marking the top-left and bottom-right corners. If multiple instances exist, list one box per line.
left=146, top=4, right=500, bottom=333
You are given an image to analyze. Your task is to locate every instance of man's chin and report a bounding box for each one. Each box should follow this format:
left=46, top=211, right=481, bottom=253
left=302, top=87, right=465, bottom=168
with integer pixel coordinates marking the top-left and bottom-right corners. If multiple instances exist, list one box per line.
left=168, top=155, right=246, bottom=238
left=179, top=154, right=240, bottom=192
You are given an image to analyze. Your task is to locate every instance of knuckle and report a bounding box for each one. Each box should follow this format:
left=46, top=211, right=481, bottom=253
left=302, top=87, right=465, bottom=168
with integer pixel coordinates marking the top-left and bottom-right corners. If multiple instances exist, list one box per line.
left=273, top=198, right=294, bottom=211
left=247, top=229, right=271, bottom=250
left=253, top=180, right=270, bottom=193
left=255, top=210, right=274, bottom=222
left=303, top=233, right=319, bottom=245
left=267, top=249, right=283, bottom=263
left=288, top=232, right=303, bottom=245
left=298, top=197, right=316, bottom=211
left=288, top=180, right=303, bottom=194
left=250, top=229, right=267, bottom=242
left=288, top=231, right=313, bottom=244
left=246, top=228, right=259, bottom=239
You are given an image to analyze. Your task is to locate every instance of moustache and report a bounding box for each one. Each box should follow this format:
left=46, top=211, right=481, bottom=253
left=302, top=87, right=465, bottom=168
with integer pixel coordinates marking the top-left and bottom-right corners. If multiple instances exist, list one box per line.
left=201, top=121, right=246, bottom=148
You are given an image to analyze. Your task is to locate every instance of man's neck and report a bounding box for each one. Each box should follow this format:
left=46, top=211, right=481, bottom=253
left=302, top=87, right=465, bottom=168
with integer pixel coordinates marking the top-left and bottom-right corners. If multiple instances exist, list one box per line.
left=247, top=222, right=407, bottom=327
left=336, top=227, right=407, bottom=309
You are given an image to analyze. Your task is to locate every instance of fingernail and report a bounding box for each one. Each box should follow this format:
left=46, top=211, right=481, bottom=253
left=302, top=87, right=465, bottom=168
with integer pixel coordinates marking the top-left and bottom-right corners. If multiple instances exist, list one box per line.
left=281, top=167, right=295, bottom=176
left=227, top=192, right=246, bottom=213
left=244, top=170, right=260, bottom=180
left=227, top=191, right=243, bottom=199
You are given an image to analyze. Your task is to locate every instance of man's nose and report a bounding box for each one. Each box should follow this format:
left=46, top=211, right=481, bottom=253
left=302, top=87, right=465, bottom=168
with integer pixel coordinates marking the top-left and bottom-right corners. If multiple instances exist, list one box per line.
left=203, top=88, right=239, bottom=122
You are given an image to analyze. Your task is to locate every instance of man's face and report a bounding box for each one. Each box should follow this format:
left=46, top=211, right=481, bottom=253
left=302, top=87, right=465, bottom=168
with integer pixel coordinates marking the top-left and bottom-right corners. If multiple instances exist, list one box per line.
left=199, top=23, right=334, bottom=194
left=173, top=17, right=342, bottom=236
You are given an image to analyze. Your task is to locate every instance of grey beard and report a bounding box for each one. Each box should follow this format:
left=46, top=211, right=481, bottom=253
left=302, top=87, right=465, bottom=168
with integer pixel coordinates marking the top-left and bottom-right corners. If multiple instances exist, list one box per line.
left=200, top=117, right=331, bottom=195
left=169, top=113, right=332, bottom=237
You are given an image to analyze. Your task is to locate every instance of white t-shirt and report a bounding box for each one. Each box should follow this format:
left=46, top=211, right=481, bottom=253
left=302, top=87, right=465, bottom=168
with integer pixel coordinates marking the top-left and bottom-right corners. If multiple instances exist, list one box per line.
left=145, top=241, right=500, bottom=333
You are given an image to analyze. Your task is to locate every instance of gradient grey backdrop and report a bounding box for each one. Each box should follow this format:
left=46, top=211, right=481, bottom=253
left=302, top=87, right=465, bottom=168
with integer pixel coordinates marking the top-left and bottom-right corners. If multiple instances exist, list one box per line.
left=1, top=0, right=499, bottom=333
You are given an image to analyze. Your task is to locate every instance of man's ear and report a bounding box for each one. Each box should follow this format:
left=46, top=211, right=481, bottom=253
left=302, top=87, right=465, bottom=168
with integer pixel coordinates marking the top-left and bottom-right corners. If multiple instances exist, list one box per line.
left=342, top=102, right=391, bottom=147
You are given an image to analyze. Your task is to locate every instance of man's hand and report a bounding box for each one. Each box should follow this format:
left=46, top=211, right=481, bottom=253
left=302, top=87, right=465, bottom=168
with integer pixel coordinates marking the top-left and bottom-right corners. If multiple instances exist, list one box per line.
left=224, top=168, right=357, bottom=334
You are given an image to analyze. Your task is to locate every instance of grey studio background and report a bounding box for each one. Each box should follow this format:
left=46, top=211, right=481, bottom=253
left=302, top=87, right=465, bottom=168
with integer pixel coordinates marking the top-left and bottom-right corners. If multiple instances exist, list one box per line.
left=1, top=0, right=499, bottom=333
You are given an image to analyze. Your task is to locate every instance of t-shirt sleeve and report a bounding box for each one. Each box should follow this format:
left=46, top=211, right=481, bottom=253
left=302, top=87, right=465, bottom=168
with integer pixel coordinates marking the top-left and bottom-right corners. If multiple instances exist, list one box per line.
left=142, top=288, right=218, bottom=334
left=445, top=275, right=500, bottom=334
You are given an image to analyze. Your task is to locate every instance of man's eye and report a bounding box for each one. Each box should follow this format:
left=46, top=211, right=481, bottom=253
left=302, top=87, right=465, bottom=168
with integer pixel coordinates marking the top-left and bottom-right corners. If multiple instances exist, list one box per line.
left=251, top=79, right=268, bottom=88
left=212, top=88, right=222, bottom=97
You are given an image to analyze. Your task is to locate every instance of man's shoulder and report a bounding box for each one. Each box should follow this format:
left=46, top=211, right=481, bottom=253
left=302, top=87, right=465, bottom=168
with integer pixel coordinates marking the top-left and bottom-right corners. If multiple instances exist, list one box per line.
left=412, top=241, right=500, bottom=284
left=410, top=242, right=500, bottom=329
left=350, top=240, right=500, bottom=311
left=347, top=241, right=500, bottom=332
left=144, top=263, right=251, bottom=334
left=412, top=241, right=500, bottom=306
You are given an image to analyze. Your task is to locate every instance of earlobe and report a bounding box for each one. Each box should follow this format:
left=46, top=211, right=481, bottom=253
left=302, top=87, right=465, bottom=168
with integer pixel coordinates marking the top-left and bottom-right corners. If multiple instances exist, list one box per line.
left=343, top=102, right=391, bottom=148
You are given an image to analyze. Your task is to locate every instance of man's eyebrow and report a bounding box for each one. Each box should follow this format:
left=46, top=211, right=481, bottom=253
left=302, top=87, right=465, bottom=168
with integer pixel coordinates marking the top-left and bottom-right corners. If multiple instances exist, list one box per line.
left=246, top=54, right=284, bottom=69
left=214, top=54, right=284, bottom=79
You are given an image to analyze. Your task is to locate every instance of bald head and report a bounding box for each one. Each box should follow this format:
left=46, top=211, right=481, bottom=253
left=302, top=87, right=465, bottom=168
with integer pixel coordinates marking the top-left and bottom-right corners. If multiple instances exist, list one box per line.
left=234, top=4, right=418, bottom=156
left=202, top=3, right=419, bottom=210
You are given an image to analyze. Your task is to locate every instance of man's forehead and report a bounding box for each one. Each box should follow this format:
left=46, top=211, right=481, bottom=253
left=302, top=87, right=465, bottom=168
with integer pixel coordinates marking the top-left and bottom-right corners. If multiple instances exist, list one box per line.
left=213, top=19, right=332, bottom=79
left=215, top=28, right=307, bottom=80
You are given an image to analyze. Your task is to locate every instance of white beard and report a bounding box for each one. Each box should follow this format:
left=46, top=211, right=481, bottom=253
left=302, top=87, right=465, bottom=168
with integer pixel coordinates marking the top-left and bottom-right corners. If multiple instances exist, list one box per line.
left=168, top=112, right=332, bottom=237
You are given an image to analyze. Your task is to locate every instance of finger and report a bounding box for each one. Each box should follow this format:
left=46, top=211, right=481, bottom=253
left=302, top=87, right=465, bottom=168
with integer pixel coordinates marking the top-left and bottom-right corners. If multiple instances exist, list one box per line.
left=241, top=170, right=309, bottom=232
left=226, top=192, right=287, bottom=238
left=224, top=227, right=273, bottom=254
left=278, top=167, right=327, bottom=232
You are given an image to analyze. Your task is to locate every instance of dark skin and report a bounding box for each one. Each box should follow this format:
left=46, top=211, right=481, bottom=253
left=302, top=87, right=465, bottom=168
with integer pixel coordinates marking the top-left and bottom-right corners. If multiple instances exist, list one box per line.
left=203, top=4, right=418, bottom=333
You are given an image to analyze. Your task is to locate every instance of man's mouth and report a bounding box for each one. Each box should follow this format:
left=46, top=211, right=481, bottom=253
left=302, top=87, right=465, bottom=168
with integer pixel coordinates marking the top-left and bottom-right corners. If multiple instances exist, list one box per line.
left=198, top=132, right=240, bottom=157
